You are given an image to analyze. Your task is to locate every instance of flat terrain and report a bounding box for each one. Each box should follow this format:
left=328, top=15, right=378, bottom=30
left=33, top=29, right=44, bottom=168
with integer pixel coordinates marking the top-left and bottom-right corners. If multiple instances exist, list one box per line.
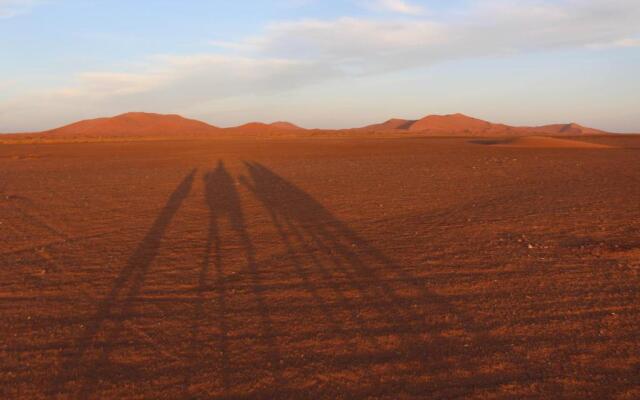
left=1, top=136, right=639, bottom=399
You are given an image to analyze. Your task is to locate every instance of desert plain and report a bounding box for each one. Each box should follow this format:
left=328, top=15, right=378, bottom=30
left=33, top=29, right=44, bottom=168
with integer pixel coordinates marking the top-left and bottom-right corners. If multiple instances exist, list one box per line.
left=1, top=119, right=640, bottom=399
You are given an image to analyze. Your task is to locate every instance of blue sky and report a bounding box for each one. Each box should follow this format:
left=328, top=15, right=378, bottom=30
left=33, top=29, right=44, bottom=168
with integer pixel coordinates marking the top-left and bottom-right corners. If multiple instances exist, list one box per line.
left=1, top=0, right=639, bottom=132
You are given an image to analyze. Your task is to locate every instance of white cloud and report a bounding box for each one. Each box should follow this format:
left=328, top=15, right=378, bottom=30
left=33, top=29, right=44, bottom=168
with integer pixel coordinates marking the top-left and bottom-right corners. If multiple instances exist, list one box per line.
left=614, top=38, right=640, bottom=47
left=230, top=0, right=640, bottom=73
left=23, top=55, right=338, bottom=103
left=247, top=17, right=444, bottom=71
left=588, top=37, right=640, bottom=49
left=365, top=0, right=426, bottom=15
left=0, top=0, right=40, bottom=18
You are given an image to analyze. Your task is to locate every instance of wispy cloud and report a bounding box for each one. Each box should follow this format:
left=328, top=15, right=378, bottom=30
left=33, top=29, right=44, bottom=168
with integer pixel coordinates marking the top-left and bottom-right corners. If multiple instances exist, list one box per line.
left=0, top=0, right=41, bottom=18
left=234, top=0, right=640, bottom=72
left=587, top=37, right=640, bottom=49
left=613, top=38, right=640, bottom=47
left=364, top=0, right=426, bottom=15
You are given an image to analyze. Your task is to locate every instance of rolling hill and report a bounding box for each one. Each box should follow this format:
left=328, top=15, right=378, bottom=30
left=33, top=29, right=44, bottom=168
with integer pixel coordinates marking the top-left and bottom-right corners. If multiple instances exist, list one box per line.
left=361, top=113, right=608, bottom=136
left=42, top=112, right=220, bottom=137
left=2, top=112, right=612, bottom=140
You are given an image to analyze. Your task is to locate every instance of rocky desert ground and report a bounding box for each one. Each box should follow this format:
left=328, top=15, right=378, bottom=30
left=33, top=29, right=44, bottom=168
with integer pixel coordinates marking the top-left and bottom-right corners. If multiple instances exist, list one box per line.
left=1, top=133, right=639, bottom=399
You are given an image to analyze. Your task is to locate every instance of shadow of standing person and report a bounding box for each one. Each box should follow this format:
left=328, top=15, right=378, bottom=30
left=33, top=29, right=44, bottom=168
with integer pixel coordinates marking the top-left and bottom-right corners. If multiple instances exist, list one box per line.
left=51, top=169, right=196, bottom=399
left=187, top=161, right=282, bottom=397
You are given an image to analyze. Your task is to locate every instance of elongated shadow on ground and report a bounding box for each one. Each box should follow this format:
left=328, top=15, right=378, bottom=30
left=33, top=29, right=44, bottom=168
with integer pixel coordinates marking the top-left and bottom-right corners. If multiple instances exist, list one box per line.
left=239, top=161, right=536, bottom=397
left=50, top=169, right=196, bottom=398
left=185, top=161, right=282, bottom=396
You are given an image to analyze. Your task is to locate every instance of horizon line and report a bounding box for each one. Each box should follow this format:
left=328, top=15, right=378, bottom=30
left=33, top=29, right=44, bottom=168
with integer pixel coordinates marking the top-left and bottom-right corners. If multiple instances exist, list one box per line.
left=2, top=110, right=637, bottom=135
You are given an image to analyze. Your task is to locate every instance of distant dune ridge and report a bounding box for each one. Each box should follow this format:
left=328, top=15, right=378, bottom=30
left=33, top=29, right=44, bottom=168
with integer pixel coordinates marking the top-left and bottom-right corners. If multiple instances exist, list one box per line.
left=227, top=121, right=304, bottom=134
left=5, top=111, right=614, bottom=138
left=44, top=112, right=220, bottom=137
left=360, top=113, right=608, bottom=136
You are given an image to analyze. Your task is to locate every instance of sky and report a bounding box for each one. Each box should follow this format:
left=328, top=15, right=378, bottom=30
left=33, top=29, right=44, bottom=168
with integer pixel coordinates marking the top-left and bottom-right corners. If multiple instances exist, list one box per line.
left=0, top=0, right=639, bottom=132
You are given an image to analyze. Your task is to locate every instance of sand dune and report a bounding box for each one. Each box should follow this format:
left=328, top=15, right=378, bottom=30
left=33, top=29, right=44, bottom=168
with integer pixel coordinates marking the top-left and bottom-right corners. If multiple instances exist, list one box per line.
left=31, top=113, right=304, bottom=139
left=517, top=123, right=607, bottom=136
left=410, top=113, right=505, bottom=133
left=229, top=121, right=305, bottom=134
left=363, top=113, right=609, bottom=136
left=2, top=111, right=615, bottom=140
left=269, top=121, right=304, bottom=130
left=43, top=112, right=220, bottom=137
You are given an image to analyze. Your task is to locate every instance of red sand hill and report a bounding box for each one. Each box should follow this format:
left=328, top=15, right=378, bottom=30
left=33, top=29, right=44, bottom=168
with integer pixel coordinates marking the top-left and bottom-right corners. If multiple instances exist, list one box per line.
left=518, top=123, right=606, bottom=136
left=269, top=121, right=304, bottom=130
left=43, top=112, right=220, bottom=137
left=410, top=113, right=506, bottom=133
left=361, top=113, right=608, bottom=136
left=5, top=112, right=612, bottom=140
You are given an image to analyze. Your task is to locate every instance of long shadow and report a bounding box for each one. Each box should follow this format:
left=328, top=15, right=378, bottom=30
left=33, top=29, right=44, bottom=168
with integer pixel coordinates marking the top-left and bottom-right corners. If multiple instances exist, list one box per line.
left=270, top=210, right=377, bottom=343
left=239, top=178, right=393, bottom=349
left=184, top=161, right=230, bottom=393
left=242, top=162, right=445, bottom=319
left=188, top=161, right=282, bottom=395
left=242, top=163, right=638, bottom=398
left=50, top=169, right=196, bottom=398
left=240, top=163, right=443, bottom=359
left=240, top=162, right=543, bottom=397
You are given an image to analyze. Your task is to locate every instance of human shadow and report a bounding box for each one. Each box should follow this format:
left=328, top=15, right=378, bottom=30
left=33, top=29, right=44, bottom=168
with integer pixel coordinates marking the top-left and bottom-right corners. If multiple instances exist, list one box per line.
left=50, top=169, right=196, bottom=398
left=186, top=161, right=281, bottom=396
